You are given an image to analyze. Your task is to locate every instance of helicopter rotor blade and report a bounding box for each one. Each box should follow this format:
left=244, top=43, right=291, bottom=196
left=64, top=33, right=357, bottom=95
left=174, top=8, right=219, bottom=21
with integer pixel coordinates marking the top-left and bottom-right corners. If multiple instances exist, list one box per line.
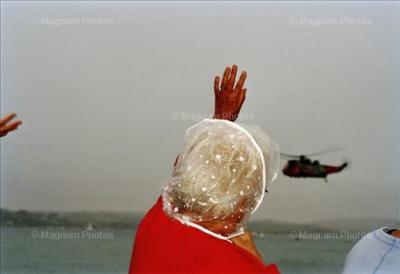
left=279, top=153, right=301, bottom=160
left=280, top=145, right=344, bottom=160
left=305, top=145, right=344, bottom=157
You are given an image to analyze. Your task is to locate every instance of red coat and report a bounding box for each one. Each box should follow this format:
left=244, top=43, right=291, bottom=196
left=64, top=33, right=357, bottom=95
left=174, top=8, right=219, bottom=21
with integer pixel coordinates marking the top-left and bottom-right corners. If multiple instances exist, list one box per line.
left=129, top=196, right=280, bottom=274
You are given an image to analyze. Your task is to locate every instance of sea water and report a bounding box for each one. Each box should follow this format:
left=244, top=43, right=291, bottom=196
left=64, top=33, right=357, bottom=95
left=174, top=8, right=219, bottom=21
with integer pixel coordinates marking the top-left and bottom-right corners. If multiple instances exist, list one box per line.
left=1, top=227, right=357, bottom=274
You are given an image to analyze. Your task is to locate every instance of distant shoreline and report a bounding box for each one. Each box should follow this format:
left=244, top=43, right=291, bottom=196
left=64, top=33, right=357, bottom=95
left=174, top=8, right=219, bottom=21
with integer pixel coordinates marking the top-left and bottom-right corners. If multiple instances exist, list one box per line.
left=1, top=208, right=398, bottom=233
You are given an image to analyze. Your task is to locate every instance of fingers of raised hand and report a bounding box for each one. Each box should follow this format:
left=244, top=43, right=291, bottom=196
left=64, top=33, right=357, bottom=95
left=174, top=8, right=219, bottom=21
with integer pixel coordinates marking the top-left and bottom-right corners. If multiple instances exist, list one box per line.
left=214, top=76, right=220, bottom=94
left=0, top=112, right=17, bottom=126
left=235, top=71, right=247, bottom=91
left=227, top=64, right=237, bottom=90
left=221, top=67, right=231, bottom=90
left=0, top=120, right=22, bottom=136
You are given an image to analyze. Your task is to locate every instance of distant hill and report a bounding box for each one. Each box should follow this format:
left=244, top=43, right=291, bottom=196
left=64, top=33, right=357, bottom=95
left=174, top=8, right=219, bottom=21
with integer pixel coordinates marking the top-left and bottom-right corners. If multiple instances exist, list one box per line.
left=1, top=208, right=398, bottom=233
left=0, top=208, right=144, bottom=229
left=312, top=217, right=400, bottom=232
left=248, top=219, right=331, bottom=233
left=249, top=218, right=400, bottom=234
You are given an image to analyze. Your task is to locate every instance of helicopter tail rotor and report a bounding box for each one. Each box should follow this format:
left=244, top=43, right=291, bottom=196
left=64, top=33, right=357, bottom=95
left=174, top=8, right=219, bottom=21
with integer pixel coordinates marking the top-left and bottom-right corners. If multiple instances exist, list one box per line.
left=341, top=157, right=351, bottom=169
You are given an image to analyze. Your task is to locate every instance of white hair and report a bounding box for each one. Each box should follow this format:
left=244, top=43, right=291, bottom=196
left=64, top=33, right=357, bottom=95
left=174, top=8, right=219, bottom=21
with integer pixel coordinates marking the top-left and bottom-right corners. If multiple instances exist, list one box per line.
left=162, top=119, right=278, bottom=227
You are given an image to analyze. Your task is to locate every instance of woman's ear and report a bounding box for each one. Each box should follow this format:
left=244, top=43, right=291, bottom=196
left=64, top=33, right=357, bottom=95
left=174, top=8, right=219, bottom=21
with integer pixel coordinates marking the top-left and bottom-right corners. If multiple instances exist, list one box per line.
left=225, top=198, right=248, bottom=223
left=236, top=197, right=248, bottom=211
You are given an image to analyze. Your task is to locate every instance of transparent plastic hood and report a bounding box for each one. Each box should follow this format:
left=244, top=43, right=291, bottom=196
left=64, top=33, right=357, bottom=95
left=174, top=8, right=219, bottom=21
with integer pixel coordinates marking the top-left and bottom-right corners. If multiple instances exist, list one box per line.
left=161, top=119, right=279, bottom=240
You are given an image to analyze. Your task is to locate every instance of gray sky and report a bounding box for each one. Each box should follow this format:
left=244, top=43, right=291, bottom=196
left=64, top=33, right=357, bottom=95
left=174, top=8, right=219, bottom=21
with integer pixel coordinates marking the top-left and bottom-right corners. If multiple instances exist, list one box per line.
left=1, top=1, right=399, bottom=223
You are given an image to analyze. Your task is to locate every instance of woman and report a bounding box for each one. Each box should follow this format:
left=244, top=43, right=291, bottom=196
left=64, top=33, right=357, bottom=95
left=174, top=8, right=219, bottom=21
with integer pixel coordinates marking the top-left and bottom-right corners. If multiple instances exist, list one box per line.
left=129, top=65, right=281, bottom=274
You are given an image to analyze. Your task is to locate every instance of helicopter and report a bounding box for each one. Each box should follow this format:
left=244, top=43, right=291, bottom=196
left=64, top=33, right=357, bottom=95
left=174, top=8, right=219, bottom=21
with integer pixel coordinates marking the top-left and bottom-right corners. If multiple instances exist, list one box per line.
left=280, top=146, right=348, bottom=182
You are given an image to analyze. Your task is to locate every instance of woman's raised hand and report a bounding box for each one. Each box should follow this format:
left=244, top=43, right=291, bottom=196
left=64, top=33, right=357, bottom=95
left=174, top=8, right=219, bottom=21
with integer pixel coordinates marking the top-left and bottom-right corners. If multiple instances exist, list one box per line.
left=0, top=112, right=22, bottom=137
left=213, top=64, right=247, bottom=122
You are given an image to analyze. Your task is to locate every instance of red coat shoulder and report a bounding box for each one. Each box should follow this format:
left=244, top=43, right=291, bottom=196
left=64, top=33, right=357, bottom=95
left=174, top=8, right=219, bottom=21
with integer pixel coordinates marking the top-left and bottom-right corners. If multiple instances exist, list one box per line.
left=129, top=197, right=280, bottom=274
